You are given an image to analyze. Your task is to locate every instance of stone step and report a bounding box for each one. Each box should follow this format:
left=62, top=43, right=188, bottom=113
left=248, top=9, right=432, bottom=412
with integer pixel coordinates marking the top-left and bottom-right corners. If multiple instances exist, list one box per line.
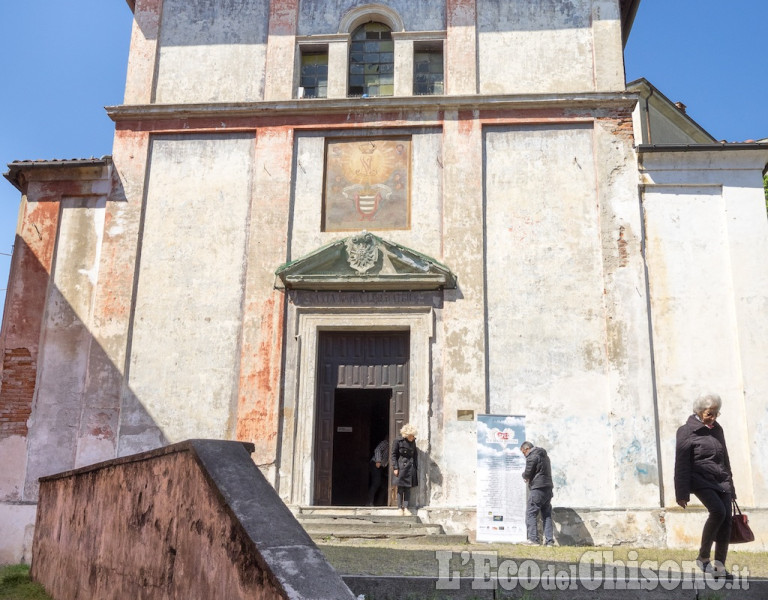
left=306, top=522, right=470, bottom=544
left=293, top=506, right=469, bottom=543
left=314, top=532, right=472, bottom=544
left=293, top=507, right=424, bottom=526
left=293, top=506, right=414, bottom=517
left=299, top=514, right=422, bottom=525
left=303, top=522, right=444, bottom=535
left=304, top=521, right=437, bottom=533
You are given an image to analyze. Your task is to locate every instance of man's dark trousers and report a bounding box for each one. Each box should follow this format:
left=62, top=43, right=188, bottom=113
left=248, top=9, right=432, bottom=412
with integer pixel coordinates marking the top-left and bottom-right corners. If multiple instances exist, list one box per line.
left=526, top=488, right=554, bottom=544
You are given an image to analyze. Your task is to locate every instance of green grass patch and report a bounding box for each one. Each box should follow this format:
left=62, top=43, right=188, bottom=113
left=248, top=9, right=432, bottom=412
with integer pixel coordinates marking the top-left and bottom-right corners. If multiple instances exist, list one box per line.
left=0, top=565, right=51, bottom=600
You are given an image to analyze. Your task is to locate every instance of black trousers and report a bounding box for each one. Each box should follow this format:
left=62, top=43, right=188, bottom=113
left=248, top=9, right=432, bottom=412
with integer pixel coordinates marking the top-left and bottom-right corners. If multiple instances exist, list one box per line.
left=367, top=462, right=386, bottom=505
left=396, top=486, right=411, bottom=509
left=693, top=488, right=732, bottom=566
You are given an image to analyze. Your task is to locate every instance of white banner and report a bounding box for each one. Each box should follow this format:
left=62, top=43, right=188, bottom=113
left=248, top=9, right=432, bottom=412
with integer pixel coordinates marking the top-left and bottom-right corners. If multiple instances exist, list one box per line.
left=476, top=415, right=527, bottom=543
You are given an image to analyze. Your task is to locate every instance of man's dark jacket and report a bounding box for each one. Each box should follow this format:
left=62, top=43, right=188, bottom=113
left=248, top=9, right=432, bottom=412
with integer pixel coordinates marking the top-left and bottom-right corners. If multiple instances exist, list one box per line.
left=674, top=414, right=735, bottom=503
left=522, top=446, right=553, bottom=490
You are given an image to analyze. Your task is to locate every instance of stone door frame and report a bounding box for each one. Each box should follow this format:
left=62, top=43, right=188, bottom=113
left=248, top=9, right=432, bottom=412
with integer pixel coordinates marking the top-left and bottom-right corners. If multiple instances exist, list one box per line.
left=279, top=305, right=434, bottom=506
left=313, top=330, right=409, bottom=506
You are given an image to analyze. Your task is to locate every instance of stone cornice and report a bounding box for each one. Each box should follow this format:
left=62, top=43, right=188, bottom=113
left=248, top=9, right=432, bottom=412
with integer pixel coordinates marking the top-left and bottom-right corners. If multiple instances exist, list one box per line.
left=638, top=143, right=768, bottom=153
left=106, top=92, right=638, bottom=122
left=4, top=157, right=112, bottom=193
left=391, top=30, right=446, bottom=41
left=638, top=144, right=768, bottom=171
left=296, top=33, right=349, bottom=45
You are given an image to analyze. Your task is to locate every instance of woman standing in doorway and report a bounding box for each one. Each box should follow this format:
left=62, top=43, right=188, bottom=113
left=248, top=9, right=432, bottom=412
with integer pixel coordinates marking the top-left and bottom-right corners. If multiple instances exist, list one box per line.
left=391, top=423, right=418, bottom=514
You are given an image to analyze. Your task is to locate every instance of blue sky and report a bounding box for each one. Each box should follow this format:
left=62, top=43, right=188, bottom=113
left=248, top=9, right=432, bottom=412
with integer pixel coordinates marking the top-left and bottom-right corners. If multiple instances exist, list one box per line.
left=1, top=1, right=766, bottom=320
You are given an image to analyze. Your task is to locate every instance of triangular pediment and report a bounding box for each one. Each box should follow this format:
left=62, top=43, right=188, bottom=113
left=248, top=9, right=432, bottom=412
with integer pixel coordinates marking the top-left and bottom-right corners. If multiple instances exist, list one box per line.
left=275, top=232, right=457, bottom=291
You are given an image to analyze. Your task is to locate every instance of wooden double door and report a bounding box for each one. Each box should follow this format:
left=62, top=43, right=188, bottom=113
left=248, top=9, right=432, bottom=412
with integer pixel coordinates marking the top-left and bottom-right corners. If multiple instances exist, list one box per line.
left=313, top=331, right=409, bottom=506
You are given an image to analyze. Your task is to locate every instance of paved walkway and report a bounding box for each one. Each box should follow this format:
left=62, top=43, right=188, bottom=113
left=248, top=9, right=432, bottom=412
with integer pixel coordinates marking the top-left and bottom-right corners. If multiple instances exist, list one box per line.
left=319, top=541, right=767, bottom=599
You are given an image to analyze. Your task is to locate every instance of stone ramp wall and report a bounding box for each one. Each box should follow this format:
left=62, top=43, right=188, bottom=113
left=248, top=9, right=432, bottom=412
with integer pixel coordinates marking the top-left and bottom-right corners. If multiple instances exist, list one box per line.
left=30, top=439, right=355, bottom=600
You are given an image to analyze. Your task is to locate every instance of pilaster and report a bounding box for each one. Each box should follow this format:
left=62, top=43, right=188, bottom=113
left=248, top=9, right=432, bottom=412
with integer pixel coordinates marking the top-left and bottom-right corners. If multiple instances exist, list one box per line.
left=445, top=0, right=477, bottom=95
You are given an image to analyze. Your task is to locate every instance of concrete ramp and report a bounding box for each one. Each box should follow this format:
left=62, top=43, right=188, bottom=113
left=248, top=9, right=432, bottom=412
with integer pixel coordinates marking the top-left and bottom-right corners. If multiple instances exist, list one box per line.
left=31, top=439, right=356, bottom=600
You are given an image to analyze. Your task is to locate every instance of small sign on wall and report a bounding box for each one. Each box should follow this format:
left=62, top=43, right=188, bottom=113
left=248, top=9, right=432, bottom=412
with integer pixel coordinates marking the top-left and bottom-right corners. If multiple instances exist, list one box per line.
left=336, top=426, right=353, bottom=433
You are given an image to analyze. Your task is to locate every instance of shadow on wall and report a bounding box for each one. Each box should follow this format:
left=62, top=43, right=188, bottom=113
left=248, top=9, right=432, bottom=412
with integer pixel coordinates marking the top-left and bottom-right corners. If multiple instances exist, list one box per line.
left=1, top=234, right=166, bottom=504
left=425, top=449, right=443, bottom=487
left=552, top=507, right=595, bottom=546
left=138, top=0, right=270, bottom=45
left=143, top=0, right=607, bottom=48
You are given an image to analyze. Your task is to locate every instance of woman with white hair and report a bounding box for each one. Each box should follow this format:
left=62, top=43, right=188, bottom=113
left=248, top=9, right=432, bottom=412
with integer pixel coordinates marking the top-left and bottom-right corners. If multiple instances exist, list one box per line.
left=674, top=393, right=736, bottom=580
left=391, top=423, right=419, bottom=513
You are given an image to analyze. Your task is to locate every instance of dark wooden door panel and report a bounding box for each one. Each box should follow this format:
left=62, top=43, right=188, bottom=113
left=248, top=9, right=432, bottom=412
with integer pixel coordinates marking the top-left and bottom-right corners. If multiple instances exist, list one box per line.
left=314, top=386, right=334, bottom=505
left=313, top=332, right=409, bottom=506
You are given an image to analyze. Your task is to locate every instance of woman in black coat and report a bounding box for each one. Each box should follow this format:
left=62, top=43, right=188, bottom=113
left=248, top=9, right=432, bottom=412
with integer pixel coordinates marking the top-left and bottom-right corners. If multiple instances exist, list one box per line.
left=674, top=393, right=735, bottom=579
left=391, top=423, right=418, bottom=513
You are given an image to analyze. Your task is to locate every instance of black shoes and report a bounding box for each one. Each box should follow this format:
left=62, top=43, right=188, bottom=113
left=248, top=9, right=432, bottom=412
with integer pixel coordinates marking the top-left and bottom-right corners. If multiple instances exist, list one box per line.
left=696, top=557, right=733, bottom=580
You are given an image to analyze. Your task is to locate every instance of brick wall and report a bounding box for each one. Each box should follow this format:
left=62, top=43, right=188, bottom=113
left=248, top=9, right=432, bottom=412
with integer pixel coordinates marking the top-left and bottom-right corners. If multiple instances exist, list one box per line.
left=0, top=348, right=36, bottom=436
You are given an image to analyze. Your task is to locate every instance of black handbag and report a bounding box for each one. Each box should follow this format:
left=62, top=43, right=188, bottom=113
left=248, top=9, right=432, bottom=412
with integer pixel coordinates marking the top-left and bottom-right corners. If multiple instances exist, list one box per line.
left=730, top=500, right=755, bottom=544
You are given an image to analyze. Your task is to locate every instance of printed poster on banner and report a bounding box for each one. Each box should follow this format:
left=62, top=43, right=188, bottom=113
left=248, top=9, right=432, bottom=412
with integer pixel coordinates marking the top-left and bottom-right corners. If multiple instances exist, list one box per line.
left=476, top=415, right=527, bottom=543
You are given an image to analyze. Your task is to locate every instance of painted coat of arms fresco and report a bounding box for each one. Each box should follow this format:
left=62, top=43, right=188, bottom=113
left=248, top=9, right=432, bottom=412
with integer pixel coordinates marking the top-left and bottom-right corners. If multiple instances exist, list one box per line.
left=323, top=138, right=410, bottom=231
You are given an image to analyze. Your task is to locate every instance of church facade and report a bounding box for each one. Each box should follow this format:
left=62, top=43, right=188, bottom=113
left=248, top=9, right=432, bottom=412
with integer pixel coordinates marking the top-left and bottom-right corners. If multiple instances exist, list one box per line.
left=2, top=0, right=767, bottom=562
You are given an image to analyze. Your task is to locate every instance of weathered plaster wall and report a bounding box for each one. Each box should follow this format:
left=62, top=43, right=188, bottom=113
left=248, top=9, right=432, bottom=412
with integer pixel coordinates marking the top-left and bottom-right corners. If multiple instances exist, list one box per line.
left=484, top=123, right=615, bottom=506
left=84, top=138, right=147, bottom=465
left=126, top=134, right=254, bottom=448
left=279, top=108, right=656, bottom=513
left=145, top=0, right=627, bottom=104
left=445, top=0, right=478, bottom=95
left=17, top=168, right=113, bottom=500
left=590, top=0, right=626, bottom=91
left=154, top=0, right=270, bottom=103
left=289, top=129, right=443, bottom=260
left=298, top=0, right=445, bottom=34
left=665, top=508, right=767, bottom=552
left=477, top=0, right=624, bottom=94
left=235, top=127, right=293, bottom=473
left=0, top=503, right=35, bottom=564
left=0, top=192, right=58, bottom=503
left=462, top=113, right=655, bottom=511
left=265, top=0, right=300, bottom=100
left=591, top=116, right=658, bottom=508
left=124, top=0, right=162, bottom=104
left=24, top=197, right=107, bottom=497
left=0, top=164, right=117, bottom=563
left=642, top=149, right=768, bottom=511
left=645, top=185, right=736, bottom=507
left=438, top=110, right=487, bottom=509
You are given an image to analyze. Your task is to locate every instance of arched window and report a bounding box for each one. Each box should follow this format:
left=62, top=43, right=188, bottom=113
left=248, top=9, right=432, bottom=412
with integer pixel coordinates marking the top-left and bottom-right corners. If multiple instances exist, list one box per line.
left=348, top=22, right=394, bottom=97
